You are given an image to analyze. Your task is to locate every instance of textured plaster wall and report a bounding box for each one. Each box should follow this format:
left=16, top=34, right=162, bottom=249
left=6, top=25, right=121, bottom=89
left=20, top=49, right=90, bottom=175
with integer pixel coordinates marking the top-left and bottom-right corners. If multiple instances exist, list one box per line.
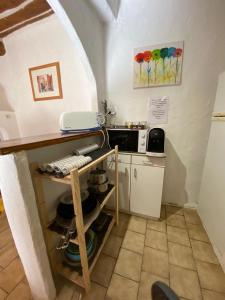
left=105, top=0, right=225, bottom=206
left=0, top=15, right=96, bottom=137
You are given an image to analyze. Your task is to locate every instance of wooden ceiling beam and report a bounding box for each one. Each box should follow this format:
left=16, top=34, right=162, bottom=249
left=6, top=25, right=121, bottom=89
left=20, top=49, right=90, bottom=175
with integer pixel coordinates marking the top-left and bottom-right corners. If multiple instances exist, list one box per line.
left=0, top=0, right=52, bottom=33
left=0, top=40, right=6, bottom=56
left=0, top=10, right=54, bottom=38
left=0, top=0, right=27, bottom=14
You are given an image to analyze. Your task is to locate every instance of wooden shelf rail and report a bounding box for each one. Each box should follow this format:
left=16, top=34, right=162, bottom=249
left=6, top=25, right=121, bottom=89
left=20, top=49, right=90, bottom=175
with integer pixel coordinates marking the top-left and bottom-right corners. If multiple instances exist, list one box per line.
left=31, top=146, right=119, bottom=292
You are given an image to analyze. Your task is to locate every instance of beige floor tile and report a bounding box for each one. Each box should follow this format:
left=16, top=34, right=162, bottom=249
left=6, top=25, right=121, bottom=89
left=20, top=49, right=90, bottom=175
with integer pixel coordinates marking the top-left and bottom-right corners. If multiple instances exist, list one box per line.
left=196, top=260, right=225, bottom=293
left=103, top=234, right=122, bottom=258
left=166, top=214, right=186, bottom=229
left=114, top=248, right=142, bottom=282
left=142, top=247, right=169, bottom=278
left=187, top=223, right=209, bottom=242
left=167, top=225, right=190, bottom=246
left=170, top=264, right=202, bottom=300
left=106, top=273, right=139, bottom=300
left=145, top=229, right=167, bottom=252
left=147, top=219, right=166, bottom=233
left=0, top=215, right=9, bottom=234
left=7, top=281, right=31, bottom=300
left=122, top=230, right=145, bottom=254
left=202, top=289, right=225, bottom=300
left=111, top=213, right=130, bottom=237
left=0, top=288, right=7, bottom=300
left=0, top=229, right=13, bottom=249
left=166, top=205, right=184, bottom=216
left=78, top=282, right=106, bottom=300
left=168, top=242, right=196, bottom=270
left=128, top=216, right=146, bottom=234
left=184, top=209, right=201, bottom=225
left=91, top=254, right=116, bottom=287
left=0, top=242, right=18, bottom=268
left=138, top=271, right=169, bottom=300
left=0, top=258, right=25, bottom=293
left=56, top=277, right=82, bottom=300
left=191, top=240, right=218, bottom=264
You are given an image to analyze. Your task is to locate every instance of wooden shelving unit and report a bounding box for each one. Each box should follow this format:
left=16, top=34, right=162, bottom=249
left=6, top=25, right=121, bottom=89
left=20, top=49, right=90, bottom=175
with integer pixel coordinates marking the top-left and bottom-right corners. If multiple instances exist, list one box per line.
left=31, top=146, right=119, bottom=292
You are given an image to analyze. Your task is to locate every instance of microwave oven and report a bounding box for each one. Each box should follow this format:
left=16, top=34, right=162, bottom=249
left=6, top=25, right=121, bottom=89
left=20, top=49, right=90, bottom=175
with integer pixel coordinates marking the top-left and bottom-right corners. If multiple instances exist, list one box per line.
left=107, top=128, right=147, bottom=153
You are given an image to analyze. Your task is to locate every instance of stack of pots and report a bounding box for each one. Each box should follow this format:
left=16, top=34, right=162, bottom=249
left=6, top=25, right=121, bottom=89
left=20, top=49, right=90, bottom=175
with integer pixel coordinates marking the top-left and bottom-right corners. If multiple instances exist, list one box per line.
left=88, top=169, right=108, bottom=194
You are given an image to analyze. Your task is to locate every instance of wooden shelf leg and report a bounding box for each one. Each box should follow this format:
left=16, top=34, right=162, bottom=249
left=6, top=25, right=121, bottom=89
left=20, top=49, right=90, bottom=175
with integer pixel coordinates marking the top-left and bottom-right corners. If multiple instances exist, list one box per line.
left=71, top=169, right=91, bottom=292
left=115, top=146, right=119, bottom=226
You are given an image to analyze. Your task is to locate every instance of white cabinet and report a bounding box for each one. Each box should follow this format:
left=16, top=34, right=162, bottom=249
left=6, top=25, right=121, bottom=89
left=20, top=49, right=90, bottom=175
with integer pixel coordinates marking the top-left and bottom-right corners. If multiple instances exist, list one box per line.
left=130, top=163, right=164, bottom=218
left=107, top=161, right=130, bottom=211
left=106, top=153, right=165, bottom=218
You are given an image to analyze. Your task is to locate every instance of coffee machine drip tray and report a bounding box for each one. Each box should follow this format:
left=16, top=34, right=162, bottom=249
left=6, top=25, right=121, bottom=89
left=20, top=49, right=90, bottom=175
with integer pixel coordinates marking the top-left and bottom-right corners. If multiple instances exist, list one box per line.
left=146, top=151, right=166, bottom=157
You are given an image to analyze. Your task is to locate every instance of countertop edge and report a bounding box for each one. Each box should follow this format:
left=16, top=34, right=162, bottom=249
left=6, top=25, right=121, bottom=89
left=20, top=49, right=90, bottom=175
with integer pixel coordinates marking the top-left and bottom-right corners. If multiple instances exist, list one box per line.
left=0, top=131, right=102, bottom=155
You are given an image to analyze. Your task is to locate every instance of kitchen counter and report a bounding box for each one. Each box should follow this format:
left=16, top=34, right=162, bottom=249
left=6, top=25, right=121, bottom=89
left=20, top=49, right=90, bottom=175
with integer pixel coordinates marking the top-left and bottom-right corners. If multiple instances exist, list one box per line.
left=0, top=131, right=101, bottom=155
left=0, top=129, right=102, bottom=299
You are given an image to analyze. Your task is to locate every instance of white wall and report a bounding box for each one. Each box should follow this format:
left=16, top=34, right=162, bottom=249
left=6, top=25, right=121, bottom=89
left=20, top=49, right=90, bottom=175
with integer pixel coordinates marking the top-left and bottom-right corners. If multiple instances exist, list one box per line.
left=0, top=15, right=97, bottom=137
left=105, top=0, right=225, bottom=206
left=50, top=0, right=106, bottom=107
left=198, top=72, right=225, bottom=271
left=0, top=111, right=20, bottom=140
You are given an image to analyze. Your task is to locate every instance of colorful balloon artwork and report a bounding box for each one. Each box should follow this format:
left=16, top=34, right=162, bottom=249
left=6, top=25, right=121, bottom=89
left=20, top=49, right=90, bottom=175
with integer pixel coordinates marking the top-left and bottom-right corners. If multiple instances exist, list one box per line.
left=133, top=41, right=184, bottom=88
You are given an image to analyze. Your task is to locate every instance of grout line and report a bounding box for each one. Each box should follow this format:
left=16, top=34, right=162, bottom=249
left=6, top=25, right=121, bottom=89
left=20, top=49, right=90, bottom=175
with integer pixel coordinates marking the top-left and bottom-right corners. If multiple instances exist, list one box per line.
left=112, top=272, right=140, bottom=284
left=136, top=218, right=147, bottom=299
left=104, top=214, right=130, bottom=297
left=165, top=216, right=171, bottom=288
left=121, top=245, right=143, bottom=256
left=201, top=288, right=225, bottom=296
left=185, top=212, right=204, bottom=300
left=3, top=275, right=27, bottom=298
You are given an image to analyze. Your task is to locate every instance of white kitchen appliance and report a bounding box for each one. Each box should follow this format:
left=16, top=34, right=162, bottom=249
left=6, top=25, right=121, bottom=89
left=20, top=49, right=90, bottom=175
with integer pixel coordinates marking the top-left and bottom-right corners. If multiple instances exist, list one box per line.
left=107, top=128, right=147, bottom=153
left=59, top=112, right=101, bottom=132
left=146, top=128, right=166, bottom=157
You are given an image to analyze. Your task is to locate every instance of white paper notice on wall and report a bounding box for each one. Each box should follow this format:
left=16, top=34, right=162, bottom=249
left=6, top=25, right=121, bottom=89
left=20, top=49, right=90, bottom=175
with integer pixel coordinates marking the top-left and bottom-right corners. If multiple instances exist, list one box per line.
left=147, top=96, right=169, bottom=124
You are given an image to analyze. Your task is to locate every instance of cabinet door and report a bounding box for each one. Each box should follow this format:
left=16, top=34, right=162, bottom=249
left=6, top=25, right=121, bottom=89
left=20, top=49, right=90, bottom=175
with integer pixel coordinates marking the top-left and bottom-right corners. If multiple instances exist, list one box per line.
left=106, top=162, right=130, bottom=211
left=130, top=164, right=164, bottom=218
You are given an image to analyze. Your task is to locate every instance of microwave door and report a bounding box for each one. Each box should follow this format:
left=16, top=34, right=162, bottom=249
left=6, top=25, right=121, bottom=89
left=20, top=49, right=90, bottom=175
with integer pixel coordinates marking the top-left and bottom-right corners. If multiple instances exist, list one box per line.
left=108, top=131, right=138, bottom=152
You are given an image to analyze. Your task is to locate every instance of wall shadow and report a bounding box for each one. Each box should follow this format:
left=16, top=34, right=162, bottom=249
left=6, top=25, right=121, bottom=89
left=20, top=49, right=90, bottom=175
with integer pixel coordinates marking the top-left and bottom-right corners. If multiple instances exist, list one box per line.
left=162, top=138, right=188, bottom=206
left=0, top=84, right=12, bottom=111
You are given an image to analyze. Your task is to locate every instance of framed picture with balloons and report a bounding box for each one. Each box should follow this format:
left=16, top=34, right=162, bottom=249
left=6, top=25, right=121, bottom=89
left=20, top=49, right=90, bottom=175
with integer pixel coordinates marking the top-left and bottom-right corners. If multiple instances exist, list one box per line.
left=133, top=41, right=184, bottom=88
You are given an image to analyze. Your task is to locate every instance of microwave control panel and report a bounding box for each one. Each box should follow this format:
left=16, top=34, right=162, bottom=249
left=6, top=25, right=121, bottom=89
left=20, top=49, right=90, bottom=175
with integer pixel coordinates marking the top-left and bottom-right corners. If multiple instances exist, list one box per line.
left=138, top=129, right=148, bottom=153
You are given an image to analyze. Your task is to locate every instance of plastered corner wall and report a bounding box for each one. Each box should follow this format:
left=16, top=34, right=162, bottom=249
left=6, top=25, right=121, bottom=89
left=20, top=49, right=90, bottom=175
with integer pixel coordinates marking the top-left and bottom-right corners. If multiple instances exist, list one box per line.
left=0, top=14, right=98, bottom=137
left=105, top=0, right=225, bottom=206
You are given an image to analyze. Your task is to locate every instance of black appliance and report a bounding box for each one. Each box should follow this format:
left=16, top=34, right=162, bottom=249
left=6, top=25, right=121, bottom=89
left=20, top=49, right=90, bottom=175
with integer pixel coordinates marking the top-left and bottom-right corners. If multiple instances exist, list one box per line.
left=146, top=128, right=165, bottom=157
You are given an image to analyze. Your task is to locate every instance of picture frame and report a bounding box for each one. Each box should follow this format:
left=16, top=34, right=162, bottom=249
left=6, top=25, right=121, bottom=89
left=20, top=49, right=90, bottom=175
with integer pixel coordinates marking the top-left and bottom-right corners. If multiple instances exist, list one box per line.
left=29, top=62, right=63, bottom=101
left=133, top=41, right=184, bottom=88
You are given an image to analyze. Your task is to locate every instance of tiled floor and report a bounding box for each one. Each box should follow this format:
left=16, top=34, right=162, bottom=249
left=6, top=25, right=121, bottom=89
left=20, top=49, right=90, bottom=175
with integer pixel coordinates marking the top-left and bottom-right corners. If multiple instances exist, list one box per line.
left=1, top=206, right=225, bottom=300
left=0, top=213, right=32, bottom=300
left=78, top=205, right=225, bottom=300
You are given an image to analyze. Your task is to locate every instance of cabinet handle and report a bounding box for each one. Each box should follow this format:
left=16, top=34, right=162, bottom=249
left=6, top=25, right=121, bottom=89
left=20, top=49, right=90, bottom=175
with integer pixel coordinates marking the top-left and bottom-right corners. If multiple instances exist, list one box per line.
left=143, top=161, right=153, bottom=166
left=134, top=168, right=137, bottom=178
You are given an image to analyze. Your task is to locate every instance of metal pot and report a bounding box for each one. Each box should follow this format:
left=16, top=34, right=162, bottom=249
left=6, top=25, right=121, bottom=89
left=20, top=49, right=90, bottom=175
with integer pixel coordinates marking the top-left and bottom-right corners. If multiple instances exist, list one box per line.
left=89, top=169, right=107, bottom=184
left=88, top=180, right=108, bottom=194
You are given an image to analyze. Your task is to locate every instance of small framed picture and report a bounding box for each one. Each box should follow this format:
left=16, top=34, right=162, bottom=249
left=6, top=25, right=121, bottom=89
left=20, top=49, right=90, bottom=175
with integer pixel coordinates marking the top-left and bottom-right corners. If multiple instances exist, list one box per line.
left=29, top=62, right=63, bottom=101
